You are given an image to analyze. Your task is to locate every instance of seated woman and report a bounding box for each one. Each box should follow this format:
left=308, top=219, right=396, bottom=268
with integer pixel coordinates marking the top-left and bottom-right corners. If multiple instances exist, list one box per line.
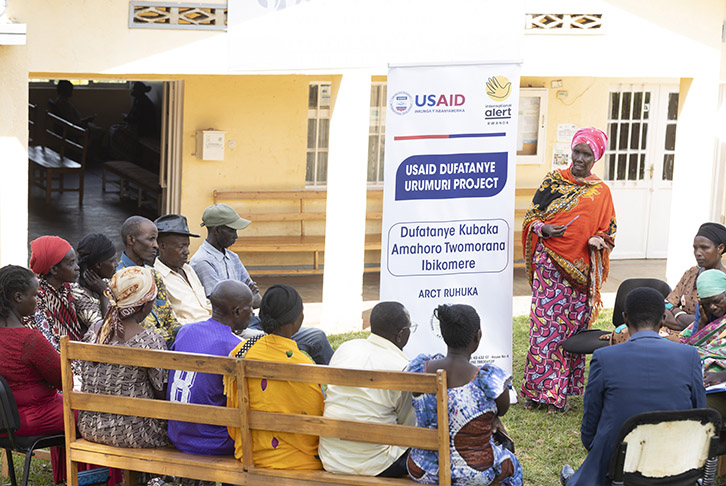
left=225, top=284, right=324, bottom=470
left=71, top=233, right=117, bottom=338
left=78, top=266, right=170, bottom=450
left=680, top=270, right=726, bottom=427
left=0, top=265, right=66, bottom=483
left=405, top=304, right=523, bottom=486
left=682, top=269, right=726, bottom=369
left=665, top=222, right=726, bottom=331
left=24, top=235, right=82, bottom=351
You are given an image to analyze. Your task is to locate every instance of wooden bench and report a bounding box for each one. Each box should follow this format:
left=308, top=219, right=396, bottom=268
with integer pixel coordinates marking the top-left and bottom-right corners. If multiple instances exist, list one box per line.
left=214, top=188, right=534, bottom=272
left=60, top=337, right=452, bottom=486
left=102, top=160, right=162, bottom=212
left=213, top=190, right=383, bottom=275
left=28, top=110, right=88, bottom=205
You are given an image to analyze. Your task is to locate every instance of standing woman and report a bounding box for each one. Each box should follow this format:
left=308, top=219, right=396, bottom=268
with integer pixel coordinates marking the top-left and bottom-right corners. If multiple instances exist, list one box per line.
left=520, top=127, right=616, bottom=414
left=24, top=235, right=81, bottom=351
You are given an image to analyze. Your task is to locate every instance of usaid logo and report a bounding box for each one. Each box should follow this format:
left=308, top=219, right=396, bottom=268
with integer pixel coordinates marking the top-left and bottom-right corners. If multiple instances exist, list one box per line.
left=390, top=91, right=413, bottom=115
left=414, top=94, right=465, bottom=107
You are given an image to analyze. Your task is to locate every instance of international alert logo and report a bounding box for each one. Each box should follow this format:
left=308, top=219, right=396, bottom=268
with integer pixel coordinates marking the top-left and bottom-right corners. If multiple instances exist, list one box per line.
left=485, top=76, right=512, bottom=102
left=389, top=91, right=413, bottom=115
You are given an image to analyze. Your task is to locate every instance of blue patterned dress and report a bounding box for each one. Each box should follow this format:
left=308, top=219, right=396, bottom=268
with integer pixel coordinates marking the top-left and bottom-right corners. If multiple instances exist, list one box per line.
left=405, top=354, right=522, bottom=486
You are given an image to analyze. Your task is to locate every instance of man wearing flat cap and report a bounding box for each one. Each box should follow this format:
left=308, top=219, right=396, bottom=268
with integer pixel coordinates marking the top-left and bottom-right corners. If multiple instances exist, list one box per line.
left=154, top=214, right=213, bottom=326
left=190, top=203, right=335, bottom=364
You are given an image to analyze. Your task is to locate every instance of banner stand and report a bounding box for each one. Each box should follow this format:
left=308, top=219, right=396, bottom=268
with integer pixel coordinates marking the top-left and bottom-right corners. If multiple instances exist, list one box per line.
left=380, top=61, right=522, bottom=379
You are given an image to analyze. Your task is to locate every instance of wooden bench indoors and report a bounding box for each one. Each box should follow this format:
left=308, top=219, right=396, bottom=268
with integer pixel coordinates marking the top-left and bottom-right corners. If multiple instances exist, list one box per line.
left=102, top=160, right=162, bottom=213
left=60, top=336, right=452, bottom=486
left=213, top=190, right=383, bottom=275
left=28, top=110, right=89, bottom=205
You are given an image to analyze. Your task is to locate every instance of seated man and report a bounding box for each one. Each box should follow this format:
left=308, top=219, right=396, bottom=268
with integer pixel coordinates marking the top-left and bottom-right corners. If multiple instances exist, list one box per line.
left=318, top=302, right=415, bottom=477
left=190, top=203, right=334, bottom=364
left=153, top=214, right=212, bottom=325
left=562, top=287, right=706, bottom=486
left=168, top=280, right=253, bottom=455
left=117, top=215, right=179, bottom=344
left=168, top=280, right=253, bottom=486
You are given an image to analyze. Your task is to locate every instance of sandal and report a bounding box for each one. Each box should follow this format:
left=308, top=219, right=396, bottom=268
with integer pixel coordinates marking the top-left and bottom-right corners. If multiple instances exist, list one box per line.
left=547, top=402, right=572, bottom=415
left=522, top=399, right=541, bottom=410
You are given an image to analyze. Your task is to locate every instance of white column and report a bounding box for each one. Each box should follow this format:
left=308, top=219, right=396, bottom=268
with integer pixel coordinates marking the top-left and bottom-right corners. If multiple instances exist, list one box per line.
left=665, top=74, right=720, bottom=285
left=320, top=71, right=370, bottom=334
left=0, top=46, right=29, bottom=266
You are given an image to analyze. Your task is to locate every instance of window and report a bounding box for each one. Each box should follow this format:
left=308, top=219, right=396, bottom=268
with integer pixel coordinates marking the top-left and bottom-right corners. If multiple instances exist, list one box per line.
left=305, top=83, right=331, bottom=186
left=662, top=92, right=678, bottom=181
left=604, top=85, right=678, bottom=182
left=29, top=79, right=131, bottom=89
left=517, top=88, right=547, bottom=164
left=605, top=88, right=650, bottom=181
left=368, top=83, right=387, bottom=186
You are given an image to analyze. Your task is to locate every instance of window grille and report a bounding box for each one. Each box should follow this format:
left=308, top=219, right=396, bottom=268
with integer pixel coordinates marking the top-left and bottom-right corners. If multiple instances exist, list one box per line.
left=525, top=14, right=603, bottom=33
left=129, top=2, right=227, bottom=31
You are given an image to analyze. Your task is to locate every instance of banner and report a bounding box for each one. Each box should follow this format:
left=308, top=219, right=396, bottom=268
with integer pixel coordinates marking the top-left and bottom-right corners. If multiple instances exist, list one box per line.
left=380, top=62, right=520, bottom=374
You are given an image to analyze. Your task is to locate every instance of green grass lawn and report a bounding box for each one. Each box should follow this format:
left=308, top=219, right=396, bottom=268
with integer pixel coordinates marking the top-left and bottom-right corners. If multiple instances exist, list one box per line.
left=4, top=311, right=724, bottom=486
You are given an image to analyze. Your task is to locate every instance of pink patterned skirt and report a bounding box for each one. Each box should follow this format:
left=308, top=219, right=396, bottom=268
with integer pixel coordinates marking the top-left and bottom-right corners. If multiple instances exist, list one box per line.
left=520, top=242, right=592, bottom=408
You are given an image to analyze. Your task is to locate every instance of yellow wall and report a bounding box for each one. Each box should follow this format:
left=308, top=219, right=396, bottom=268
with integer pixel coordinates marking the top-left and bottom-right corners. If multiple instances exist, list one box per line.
left=180, top=75, right=336, bottom=267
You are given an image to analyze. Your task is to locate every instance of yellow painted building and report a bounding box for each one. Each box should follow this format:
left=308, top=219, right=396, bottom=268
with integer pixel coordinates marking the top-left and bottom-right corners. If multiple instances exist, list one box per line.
left=2, top=0, right=726, bottom=330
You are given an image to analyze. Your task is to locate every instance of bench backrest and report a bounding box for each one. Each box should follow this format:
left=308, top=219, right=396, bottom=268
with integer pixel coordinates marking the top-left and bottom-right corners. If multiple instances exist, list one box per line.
left=40, top=111, right=89, bottom=167
left=212, top=190, right=383, bottom=237
left=60, top=337, right=452, bottom=486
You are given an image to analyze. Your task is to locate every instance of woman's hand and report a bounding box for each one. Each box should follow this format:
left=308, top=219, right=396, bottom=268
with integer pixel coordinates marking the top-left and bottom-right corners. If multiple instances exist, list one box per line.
left=541, top=224, right=566, bottom=238
left=588, top=236, right=606, bottom=250
left=491, top=416, right=504, bottom=435
left=704, top=371, right=726, bottom=387
left=84, top=269, right=108, bottom=295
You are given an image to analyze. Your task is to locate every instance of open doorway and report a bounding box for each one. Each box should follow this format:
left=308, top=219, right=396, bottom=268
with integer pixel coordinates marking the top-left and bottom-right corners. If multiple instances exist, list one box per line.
left=27, top=78, right=182, bottom=248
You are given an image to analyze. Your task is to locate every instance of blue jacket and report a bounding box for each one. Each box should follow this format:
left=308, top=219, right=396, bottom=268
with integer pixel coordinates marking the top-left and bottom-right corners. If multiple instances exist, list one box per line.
left=569, top=330, right=706, bottom=486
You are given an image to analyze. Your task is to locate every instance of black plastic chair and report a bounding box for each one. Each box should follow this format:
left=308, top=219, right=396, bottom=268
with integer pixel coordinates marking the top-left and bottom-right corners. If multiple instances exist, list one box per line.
left=609, top=408, right=721, bottom=486
left=563, top=278, right=673, bottom=355
left=612, top=278, right=672, bottom=327
left=0, top=375, right=65, bottom=486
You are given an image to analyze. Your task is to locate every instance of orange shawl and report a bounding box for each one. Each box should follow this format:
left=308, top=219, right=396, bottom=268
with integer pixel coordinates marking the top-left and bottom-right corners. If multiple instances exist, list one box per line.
left=522, top=169, right=616, bottom=313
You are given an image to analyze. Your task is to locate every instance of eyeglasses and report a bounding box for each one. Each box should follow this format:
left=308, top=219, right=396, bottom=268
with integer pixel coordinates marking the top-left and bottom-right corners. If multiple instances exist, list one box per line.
left=400, top=322, right=419, bottom=333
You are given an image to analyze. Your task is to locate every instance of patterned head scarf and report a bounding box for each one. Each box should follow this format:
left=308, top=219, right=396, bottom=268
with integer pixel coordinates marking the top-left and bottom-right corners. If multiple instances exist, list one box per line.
left=29, top=236, right=72, bottom=276
left=95, top=266, right=157, bottom=344
left=697, top=269, right=726, bottom=299
left=571, top=127, right=608, bottom=162
left=696, top=222, right=726, bottom=254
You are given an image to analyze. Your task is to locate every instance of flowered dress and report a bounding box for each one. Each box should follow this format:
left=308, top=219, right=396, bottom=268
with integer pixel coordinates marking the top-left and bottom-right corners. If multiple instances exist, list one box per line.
left=405, top=354, right=522, bottom=486
left=521, top=169, right=616, bottom=408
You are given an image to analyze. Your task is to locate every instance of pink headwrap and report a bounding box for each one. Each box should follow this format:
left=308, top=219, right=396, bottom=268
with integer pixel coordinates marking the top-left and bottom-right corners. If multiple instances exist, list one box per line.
left=571, top=127, right=608, bottom=162
left=29, top=236, right=73, bottom=275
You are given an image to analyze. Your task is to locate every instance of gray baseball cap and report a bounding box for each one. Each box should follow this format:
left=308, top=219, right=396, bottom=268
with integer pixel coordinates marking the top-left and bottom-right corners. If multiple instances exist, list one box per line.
left=200, top=203, right=251, bottom=230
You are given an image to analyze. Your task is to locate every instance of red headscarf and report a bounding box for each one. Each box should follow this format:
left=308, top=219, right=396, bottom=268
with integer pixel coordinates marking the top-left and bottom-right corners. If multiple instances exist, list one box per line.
left=29, top=236, right=72, bottom=275
left=571, top=127, right=608, bottom=162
